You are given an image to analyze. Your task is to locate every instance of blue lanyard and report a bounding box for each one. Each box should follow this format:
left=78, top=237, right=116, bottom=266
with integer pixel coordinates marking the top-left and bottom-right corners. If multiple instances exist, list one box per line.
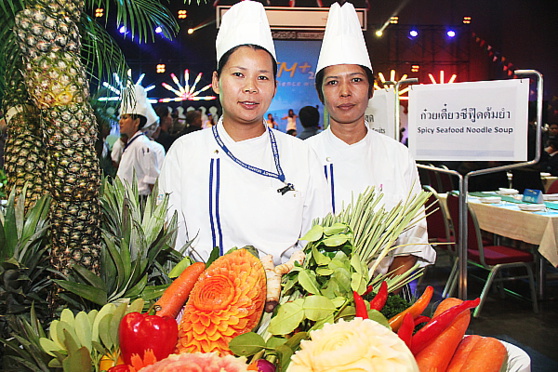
left=123, top=132, right=144, bottom=153
left=212, top=123, right=295, bottom=195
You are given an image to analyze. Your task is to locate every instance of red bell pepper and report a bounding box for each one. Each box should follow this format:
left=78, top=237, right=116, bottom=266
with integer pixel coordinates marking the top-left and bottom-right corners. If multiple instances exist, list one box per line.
left=118, top=312, right=178, bottom=365
left=353, top=291, right=369, bottom=319
left=368, top=281, right=388, bottom=311
left=410, top=297, right=481, bottom=355
left=107, top=365, right=131, bottom=372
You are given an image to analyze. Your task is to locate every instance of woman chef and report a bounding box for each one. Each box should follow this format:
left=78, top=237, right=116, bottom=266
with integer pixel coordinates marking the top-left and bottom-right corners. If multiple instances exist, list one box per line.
left=158, top=1, right=330, bottom=262
left=306, top=2, right=435, bottom=278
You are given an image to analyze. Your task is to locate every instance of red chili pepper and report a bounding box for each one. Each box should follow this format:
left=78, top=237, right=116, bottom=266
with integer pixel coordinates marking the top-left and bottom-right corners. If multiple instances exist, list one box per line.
left=118, top=312, right=178, bottom=365
left=388, top=286, right=434, bottom=332
left=363, top=285, right=374, bottom=296
left=410, top=297, right=481, bottom=356
left=413, top=315, right=431, bottom=327
left=368, top=281, right=388, bottom=311
left=353, top=291, right=369, bottom=319
left=397, top=312, right=414, bottom=349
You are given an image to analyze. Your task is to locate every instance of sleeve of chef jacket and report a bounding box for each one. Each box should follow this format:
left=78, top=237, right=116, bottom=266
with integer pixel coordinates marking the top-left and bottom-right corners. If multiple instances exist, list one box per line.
left=157, top=143, right=188, bottom=250
left=390, top=151, right=436, bottom=268
left=140, top=143, right=160, bottom=186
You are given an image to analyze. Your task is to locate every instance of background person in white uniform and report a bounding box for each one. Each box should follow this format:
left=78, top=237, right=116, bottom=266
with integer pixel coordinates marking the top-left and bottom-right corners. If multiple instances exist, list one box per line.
left=158, top=1, right=330, bottom=263
left=306, top=2, right=435, bottom=278
left=116, top=84, right=160, bottom=196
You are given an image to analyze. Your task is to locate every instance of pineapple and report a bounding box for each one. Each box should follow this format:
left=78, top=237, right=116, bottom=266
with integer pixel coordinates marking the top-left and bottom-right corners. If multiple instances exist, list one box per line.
left=14, top=4, right=101, bottom=276
left=1, top=47, right=47, bottom=209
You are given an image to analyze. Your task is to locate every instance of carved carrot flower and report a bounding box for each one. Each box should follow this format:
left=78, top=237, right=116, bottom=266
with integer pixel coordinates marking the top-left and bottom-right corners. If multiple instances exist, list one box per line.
left=177, top=249, right=267, bottom=355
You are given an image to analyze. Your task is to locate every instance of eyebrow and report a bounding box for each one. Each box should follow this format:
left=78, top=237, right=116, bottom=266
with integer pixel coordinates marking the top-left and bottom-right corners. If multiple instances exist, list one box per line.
left=325, top=72, right=366, bottom=80
left=228, top=65, right=272, bottom=74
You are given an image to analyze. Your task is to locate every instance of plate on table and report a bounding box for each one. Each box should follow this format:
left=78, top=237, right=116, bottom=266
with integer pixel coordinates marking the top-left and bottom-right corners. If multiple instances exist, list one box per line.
left=501, top=340, right=531, bottom=372
left=480, top=196, right=502, bottom=204
left=543, top=193, right=558, bottom=201
left=518, top=203, right=546, bottom=212
left=498, top=188, right=519, bottom=195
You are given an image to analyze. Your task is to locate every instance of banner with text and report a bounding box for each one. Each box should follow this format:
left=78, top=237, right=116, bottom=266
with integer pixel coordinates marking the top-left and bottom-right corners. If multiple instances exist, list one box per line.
left=365, top=88, right=397, bottom=139
left=408, top=79, right=529, bottom=161
left=268, top=40, right=322, bottom=133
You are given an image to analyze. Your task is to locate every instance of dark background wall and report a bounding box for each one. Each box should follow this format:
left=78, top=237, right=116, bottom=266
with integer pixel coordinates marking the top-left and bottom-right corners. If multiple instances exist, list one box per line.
left=103, top=0, right=558, bottom=120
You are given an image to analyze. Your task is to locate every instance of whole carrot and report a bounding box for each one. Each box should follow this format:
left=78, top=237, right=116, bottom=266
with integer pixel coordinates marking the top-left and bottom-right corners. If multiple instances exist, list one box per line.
left=445, top=335, right=482, bottom=372
left=411, top=298, right=480, bottom=355
left=414, top=298, right=471, bottom=372
left=447, top=336, right=507, bottom=372
left=389, top=286, right=434, bottom=332
left=153, top=261, right=206, bottom=318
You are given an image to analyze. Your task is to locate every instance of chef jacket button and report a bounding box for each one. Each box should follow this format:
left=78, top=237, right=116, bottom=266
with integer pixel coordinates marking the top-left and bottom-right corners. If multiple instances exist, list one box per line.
left=326, top=157, right=331, bottom=162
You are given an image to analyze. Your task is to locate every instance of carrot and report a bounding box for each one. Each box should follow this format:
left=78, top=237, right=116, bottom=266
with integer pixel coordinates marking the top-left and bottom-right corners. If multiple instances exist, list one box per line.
left=414, top=298, right=471, bottom=372
left=446, top=335, right=482, bottom=372
left=447, top=336, right=507, bottom=372
left=153, top=261, right=206, bottom=318
left=389, top=286, right=434, bottom=332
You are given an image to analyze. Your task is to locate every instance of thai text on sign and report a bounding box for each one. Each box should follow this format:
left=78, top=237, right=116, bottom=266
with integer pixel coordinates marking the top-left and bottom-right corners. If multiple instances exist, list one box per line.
left=408, top=79, right=529, bottom=161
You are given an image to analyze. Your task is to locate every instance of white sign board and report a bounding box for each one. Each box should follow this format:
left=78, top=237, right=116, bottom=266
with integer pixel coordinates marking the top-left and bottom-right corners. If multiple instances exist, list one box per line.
left=365, top=88, right=396, bottom=139
left=408, top=79, right=529, bottom=161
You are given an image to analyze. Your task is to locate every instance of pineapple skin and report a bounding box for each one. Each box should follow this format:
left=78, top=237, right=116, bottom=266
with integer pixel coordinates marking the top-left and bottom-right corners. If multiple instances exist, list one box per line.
left=3, top=69, right=48, bottom=208
left=14, top=4, right=101, bottom=275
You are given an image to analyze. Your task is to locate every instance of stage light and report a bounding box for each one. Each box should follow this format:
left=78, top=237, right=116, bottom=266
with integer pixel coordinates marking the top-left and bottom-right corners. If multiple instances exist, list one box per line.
left=178, top=10, right=187, bottom=19
left=95, top=8, right=104, bottom=18
left=411, top=65, right=420, bottom=73
left=187, top=28, right=194, bottom=35
left=463, top=16, right=471, bottom=24
left=156, top=64, right=166, bottom=74
left=390, top=16, right=399, bottom=24
left=119, top=26, right=127, bottom=34
left=375, top=30, right=383, bottom=37
left=409, top=29, right=418, bottom=38
left=155, top=26, right=163, bottom=34
left=446, top=29, right=456, bottom=38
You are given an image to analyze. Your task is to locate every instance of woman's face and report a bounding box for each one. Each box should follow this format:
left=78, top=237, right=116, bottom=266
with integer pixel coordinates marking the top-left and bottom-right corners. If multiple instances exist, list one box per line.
left=321, top=64, right=371, bottom=128
left=212, top=46, right=276, bottom=128
left=119, top=114, right=140, bottom=138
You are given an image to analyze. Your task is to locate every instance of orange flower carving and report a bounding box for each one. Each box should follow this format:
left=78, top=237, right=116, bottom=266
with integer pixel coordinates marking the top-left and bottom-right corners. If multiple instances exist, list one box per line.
left=177, top=249, right=266, bottom=355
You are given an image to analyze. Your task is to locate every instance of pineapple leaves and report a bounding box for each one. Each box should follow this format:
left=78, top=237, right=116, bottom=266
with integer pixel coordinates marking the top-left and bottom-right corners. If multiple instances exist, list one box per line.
left=57, top=177, right=182, bottom=309
left=54, top=280, right=108, bottom=306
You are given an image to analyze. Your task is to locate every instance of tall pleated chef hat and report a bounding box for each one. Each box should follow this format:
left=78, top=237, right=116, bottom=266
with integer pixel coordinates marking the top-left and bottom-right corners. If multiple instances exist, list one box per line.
left=215, top=0, right=276, bottom=64
left=316, top=2, right=373, bottom=74
left=120, top=84, right=158, bottom=129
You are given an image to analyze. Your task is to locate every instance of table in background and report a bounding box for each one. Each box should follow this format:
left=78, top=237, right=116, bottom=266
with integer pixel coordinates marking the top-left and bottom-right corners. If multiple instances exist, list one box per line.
left=439, top=193, right=558, bottom=298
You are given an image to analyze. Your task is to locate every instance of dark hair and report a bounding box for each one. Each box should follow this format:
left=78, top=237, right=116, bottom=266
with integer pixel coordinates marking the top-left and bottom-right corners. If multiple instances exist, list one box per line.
left=186, top=110, right=202, bottom=126
left=287, top=129, right=297, bottom=136
left=314, top=65, right=374, bottom=103
left=217, top=44, right=278, bottom=80
left=299, top=106, right=319, bottom=128
left=154, top=105, right=170, bottom=118
left=130, top=114, right=147, bottom=130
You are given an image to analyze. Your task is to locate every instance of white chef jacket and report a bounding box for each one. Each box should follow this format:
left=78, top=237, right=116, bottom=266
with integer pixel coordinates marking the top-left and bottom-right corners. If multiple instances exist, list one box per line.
left=306, top=124, right=435, bottom=274
left=116, top=131, right=160, bottom=196
left=148, top=138, right=165, bottom=167
left=158, top=121, right=331, bottom=263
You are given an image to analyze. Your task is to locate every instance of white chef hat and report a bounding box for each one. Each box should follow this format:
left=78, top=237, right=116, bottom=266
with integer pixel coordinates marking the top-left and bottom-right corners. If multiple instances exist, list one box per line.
left=144, top=104, right=159, bottom=129
left=215, top=0, right=276, bottom=65
left=120, top=84, right=156, bottom=129
left=315, top=2, right=373, bottom=74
